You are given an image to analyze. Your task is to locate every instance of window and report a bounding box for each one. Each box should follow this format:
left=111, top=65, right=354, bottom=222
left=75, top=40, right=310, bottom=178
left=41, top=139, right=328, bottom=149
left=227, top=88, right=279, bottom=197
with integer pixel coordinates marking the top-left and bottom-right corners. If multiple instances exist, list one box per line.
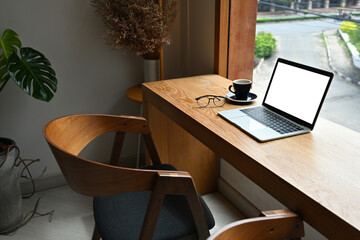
left=254, top=1, right=360, bottom=133
left=216, top=0, right=360, bottom=133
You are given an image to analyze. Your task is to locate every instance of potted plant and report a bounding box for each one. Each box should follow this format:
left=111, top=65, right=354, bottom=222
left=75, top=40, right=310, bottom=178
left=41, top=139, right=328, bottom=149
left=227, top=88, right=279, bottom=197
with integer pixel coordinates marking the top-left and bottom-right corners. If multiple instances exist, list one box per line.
left=0, top=28, right=57, bottom=233
left=91, top=0, right=178, bottom=82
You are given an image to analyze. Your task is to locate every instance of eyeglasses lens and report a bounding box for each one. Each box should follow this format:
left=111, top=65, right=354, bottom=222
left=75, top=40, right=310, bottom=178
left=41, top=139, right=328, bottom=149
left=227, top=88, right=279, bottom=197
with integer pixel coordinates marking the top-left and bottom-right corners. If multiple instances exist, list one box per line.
left=197, top=97, right=210, bottom=107
left=213, top=97, right=226, bottom=107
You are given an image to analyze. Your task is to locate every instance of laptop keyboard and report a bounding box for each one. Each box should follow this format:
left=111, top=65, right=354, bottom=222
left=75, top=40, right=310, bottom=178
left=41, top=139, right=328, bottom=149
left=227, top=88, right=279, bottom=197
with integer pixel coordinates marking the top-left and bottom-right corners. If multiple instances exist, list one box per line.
left=242, top=107, right=304, bottom=134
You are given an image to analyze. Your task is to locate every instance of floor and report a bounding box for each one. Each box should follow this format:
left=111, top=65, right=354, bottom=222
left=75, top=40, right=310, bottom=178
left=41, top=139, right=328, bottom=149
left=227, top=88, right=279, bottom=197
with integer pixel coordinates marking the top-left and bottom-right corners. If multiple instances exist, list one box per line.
left=0, top=185, right=245, bottom=240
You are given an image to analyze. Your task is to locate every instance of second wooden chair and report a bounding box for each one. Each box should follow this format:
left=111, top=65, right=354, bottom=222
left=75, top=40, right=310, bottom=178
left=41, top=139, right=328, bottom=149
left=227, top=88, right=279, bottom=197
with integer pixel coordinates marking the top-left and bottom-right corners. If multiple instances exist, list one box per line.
left=207, top=209, right=304, bottom=240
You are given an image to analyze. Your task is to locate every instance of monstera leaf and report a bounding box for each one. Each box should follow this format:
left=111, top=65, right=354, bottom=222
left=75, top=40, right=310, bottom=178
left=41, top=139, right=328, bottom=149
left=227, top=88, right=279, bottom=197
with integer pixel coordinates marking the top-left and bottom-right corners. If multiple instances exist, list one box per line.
left=7, top=47, right=57, bottom=102
left=0, top=29, right=22, bottom=91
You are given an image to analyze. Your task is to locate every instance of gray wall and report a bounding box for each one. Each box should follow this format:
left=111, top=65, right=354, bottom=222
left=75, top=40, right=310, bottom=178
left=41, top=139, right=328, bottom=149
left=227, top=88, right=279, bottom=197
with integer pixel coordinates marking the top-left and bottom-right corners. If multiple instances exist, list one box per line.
left=0, top=0, right=215, bottom=180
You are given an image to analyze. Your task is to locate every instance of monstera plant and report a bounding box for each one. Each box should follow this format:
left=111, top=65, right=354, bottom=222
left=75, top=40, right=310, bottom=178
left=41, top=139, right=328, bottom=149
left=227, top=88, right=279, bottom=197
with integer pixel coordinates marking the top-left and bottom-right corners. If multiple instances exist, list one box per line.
left=0, top=28, right=57, bottom=102
left=0, top=28, right=57, bottom=234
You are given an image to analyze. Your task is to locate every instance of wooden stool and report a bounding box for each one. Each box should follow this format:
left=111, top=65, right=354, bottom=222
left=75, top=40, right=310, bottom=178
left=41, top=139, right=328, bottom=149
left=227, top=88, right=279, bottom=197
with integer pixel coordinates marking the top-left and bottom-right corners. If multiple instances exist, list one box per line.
left=126, top=84, right=143, bottom=103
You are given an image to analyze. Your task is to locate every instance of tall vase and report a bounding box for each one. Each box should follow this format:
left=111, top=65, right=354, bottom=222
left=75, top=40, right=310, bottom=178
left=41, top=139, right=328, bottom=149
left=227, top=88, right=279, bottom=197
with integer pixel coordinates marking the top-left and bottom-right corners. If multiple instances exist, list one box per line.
left=0, top=138, right=22, bottom=233
left=143, top=58, right=160, bottom=82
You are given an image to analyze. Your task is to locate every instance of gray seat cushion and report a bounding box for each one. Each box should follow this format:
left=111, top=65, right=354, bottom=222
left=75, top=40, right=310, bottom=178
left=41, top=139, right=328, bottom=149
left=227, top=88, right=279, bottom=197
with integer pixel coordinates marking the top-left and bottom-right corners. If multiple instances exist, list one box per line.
left=93, top=164, right=215, bottom=240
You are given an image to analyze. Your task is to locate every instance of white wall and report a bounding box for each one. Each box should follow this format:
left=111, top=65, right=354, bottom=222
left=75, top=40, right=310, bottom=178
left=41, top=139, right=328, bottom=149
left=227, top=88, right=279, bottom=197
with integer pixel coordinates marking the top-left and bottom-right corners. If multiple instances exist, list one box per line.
left=0, top=0, right=216, bottom=181
left=0, top=0, right=145, bottom=178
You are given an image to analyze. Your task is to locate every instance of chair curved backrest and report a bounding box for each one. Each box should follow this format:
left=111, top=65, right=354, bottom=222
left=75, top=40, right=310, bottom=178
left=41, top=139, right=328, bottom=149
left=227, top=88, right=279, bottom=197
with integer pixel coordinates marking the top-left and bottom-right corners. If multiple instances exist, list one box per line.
left=43, top=114, right=212, bottom=240
left=207, top=209, right=304, bottom=240
left=43, top=114, right=165, bottom=197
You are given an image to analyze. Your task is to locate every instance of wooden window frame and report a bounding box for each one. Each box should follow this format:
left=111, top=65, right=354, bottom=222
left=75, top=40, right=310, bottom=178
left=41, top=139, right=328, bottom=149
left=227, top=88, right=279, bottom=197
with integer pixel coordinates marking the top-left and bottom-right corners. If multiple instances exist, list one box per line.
left=215, top=0, right=258, bottom=80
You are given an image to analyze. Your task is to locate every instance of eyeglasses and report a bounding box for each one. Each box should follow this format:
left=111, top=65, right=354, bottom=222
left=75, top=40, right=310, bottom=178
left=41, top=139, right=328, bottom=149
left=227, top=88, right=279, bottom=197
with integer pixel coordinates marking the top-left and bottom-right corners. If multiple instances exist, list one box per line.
left=195, top=95, right=226, bottom=107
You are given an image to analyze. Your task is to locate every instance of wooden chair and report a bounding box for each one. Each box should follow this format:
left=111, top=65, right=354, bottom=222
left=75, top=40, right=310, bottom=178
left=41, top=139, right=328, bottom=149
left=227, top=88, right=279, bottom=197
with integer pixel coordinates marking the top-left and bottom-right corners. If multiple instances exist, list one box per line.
left=207, top=209, right=304, bottom=240
left=43, top=114, right=215, bottom=240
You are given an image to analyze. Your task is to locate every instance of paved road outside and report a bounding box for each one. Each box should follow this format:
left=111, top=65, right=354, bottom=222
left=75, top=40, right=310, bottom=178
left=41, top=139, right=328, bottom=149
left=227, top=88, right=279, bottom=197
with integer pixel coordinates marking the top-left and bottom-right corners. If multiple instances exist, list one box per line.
left=253, top=19, right=360, bottom=133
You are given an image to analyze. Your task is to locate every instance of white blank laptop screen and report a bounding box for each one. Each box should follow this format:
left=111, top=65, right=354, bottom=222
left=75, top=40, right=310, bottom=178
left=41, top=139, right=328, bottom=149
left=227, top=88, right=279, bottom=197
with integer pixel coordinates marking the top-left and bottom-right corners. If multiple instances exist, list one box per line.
left=264, top=62, right=331, bottom=124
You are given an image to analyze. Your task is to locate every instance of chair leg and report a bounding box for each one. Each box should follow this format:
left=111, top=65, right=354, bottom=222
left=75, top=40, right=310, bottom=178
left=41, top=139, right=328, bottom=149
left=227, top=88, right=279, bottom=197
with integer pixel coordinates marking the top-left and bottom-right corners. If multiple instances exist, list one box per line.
left=91, top=225, right=101, bottom=240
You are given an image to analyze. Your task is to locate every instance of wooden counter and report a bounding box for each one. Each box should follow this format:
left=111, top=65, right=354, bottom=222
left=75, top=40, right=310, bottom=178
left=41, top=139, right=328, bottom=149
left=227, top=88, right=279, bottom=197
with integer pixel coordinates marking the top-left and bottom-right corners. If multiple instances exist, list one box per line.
left=142, top=74, right=360, bottom=239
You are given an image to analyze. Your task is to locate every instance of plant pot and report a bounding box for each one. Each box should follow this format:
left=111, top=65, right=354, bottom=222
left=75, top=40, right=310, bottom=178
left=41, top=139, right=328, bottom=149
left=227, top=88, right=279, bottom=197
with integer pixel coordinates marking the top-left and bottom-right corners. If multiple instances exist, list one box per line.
left=0, top=138, right=22, bottom=233
left=144, top=58, right=160, bottom=82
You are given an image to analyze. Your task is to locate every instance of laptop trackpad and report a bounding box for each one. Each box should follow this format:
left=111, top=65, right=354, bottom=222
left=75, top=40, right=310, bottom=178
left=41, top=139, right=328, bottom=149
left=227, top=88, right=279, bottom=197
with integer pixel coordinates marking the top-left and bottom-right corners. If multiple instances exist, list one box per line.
left=232, top=116, right=267, bottom=131
left=232, top=116, right=280, bottom=140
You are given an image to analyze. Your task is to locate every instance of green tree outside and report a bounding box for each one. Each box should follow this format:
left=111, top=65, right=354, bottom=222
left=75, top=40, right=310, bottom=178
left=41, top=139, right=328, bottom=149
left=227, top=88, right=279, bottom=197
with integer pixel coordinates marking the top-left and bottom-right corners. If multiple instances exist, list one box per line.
left=255, top=31, right=277, bottom=58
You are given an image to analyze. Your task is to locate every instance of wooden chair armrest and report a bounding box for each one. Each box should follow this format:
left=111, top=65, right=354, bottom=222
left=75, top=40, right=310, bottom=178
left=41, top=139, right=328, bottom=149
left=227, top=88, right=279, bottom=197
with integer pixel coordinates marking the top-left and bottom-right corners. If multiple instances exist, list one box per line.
left=140, top=171, right=210, bottom=240
left=208, top=209, right=304, bottom=240
left=261, top=209, right=297, bottom=218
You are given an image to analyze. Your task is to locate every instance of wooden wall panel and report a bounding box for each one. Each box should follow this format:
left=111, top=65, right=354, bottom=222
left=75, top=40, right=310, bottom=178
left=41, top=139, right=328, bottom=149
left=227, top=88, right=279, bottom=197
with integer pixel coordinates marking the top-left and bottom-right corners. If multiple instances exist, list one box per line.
left=227, top=0, right=258, bottom=80
left=215, top=0, right=230, bottom=77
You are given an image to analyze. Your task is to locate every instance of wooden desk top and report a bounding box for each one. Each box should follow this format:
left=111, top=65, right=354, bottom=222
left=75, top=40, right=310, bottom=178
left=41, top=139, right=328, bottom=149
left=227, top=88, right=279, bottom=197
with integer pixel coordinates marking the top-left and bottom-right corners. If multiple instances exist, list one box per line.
left=142, top=74, right=360, bottom=239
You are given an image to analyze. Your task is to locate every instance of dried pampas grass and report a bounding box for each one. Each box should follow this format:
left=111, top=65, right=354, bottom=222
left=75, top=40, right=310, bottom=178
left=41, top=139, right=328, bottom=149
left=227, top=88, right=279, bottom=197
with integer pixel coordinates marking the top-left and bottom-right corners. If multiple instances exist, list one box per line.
left=91, top=0, right=179, bottom=59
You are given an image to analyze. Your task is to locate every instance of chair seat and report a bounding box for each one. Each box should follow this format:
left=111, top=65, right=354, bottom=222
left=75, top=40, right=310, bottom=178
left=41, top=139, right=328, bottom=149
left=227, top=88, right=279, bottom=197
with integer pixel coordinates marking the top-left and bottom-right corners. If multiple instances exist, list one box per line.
left=93, top=164, right=215, bottom=240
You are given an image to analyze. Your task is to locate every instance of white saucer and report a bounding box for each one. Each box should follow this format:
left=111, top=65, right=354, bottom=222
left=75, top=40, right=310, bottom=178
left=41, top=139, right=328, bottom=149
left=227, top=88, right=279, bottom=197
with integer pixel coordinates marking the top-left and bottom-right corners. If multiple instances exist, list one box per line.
left=225, top=92, right=257, bottom=104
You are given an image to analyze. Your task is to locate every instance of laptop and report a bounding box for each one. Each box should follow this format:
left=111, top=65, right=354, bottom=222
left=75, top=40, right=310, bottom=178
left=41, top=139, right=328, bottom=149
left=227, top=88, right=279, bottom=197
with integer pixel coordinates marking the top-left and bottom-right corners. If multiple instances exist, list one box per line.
left=218, top=58, right=333, bottom=142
